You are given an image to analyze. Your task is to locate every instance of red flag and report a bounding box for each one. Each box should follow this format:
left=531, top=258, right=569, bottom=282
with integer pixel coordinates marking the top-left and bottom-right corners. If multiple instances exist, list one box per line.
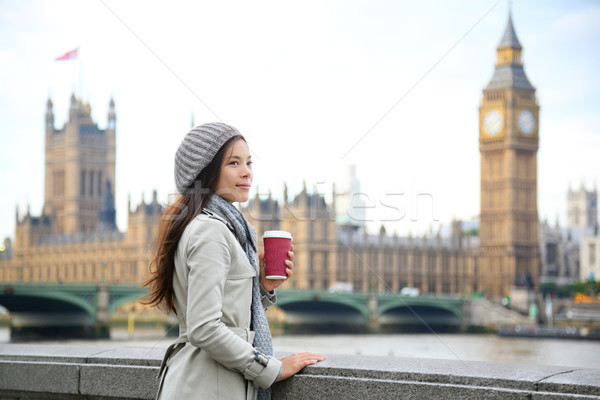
left=55, top=48, right=79, bottom=61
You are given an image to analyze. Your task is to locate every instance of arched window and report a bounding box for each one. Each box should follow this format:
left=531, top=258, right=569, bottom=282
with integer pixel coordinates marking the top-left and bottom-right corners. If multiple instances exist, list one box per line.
left=80, top=170, right=86, bottom=196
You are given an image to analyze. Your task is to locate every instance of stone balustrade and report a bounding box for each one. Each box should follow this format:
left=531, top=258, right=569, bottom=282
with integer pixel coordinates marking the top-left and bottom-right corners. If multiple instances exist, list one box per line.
left=0, top=343, right=599, bottom=399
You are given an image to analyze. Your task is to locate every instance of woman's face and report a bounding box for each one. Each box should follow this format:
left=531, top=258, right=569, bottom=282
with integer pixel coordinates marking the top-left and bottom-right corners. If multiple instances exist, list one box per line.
left=214, top=139, right=253, bottom=203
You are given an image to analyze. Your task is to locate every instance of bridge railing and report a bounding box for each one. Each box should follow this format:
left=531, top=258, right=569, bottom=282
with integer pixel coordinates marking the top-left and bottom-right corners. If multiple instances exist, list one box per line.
left=0, top=343, right=598, bottom=399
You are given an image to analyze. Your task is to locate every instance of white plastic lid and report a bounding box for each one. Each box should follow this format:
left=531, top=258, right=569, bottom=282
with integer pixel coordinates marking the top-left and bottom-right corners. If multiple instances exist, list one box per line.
left=262, top=230, right=292, bottom=239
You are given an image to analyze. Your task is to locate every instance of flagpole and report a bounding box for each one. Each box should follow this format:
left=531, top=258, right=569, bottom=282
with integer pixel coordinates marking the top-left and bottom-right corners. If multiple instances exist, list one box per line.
left=78, top=46, right=83, bottom=101
left=55, top=48, right=80, bottom=99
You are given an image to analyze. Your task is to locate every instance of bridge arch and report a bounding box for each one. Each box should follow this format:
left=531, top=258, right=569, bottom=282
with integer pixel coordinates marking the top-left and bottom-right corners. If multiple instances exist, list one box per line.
left=0, top=290, right=96, bottom=317
left=276, top=291, right=370, bottom=320
left=378, top=301, right=462, bottom=321
left=378, top=301, right=462, bottom=328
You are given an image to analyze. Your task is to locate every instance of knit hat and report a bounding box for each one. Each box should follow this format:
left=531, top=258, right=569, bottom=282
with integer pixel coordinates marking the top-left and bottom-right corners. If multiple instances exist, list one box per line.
left=174, top=122, right=241, bottom=194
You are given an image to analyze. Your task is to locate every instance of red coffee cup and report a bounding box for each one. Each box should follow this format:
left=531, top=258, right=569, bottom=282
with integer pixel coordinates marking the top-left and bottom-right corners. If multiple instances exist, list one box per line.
left=262, top=230, right=292, bottom=279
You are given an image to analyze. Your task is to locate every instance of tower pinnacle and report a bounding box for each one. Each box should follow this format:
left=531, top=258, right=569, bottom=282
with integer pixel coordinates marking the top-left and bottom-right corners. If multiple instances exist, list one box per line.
left=498, top=12, right=522, bottom=51
left=485, top=12, right=534, bottom=91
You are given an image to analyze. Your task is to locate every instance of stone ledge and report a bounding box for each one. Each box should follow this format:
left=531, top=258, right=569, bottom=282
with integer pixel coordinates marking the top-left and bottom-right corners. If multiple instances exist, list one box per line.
left=0, top=344, right=598, bottom=400
left=0, top=360, right=80, bottom=395
left=273, top=374, right=540, bottom=400
left=79, top=364, right=158, bottom=399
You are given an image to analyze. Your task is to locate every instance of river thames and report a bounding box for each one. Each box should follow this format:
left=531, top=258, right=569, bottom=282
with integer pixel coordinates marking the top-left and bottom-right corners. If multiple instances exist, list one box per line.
left=1, top=327, right=598, bottom=369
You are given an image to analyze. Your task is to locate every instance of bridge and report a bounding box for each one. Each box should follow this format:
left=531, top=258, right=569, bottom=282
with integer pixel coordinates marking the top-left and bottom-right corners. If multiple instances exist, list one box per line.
left=276, top=289, right=463, bottom=332
left=0, top=283, right=464, bottom=339
left=0, top=283, right=146, bottom=339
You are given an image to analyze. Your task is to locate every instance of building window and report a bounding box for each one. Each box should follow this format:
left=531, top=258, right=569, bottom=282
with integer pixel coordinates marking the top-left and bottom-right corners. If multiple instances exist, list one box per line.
left=322, top=252, right=329, bottom=289
left=89, top=171, right=94, bottom=196
left=308, top=253, right=315, bottom=289
left=442, top=282, right=450, bottom=293
left=81, top=170, right=86, bottom=196
left=590, top=244, right=596, bottom=266
left=353, top=253, right=362, bottom=291
left=98, top=171, right=102, bottom=196
left=546, top=243, right=557, bottom=265
left=53, top=170, right=65, bottom=197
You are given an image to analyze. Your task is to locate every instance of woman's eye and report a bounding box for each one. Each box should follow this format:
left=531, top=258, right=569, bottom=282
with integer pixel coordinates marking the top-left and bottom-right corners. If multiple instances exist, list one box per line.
left=230, top=161, right=239, bottom=166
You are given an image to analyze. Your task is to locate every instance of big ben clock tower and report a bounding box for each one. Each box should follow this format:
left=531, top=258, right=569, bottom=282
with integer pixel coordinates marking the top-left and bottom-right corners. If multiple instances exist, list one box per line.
left=479, top=12, right=539, bottom=299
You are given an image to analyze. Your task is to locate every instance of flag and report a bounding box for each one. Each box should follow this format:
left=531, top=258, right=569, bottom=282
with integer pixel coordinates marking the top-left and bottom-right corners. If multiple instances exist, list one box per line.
left=55, top=48, right=79, bottom=61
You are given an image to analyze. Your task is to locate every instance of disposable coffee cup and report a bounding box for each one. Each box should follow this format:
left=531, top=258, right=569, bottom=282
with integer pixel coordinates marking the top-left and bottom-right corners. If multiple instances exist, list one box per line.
left=262, top=230, right=292, bottom=279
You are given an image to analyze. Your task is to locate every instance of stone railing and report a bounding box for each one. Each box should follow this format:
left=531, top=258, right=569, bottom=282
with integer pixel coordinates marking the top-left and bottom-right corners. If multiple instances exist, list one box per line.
left=0, top=343, right=599, bottom=399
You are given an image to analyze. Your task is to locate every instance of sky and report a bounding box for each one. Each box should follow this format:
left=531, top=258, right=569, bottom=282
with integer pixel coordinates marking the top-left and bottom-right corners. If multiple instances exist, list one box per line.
left=0, top=0, right=599, bottom=240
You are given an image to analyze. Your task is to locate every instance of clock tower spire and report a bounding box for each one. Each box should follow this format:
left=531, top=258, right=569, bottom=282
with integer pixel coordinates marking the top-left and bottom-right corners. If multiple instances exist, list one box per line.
left=478, top=11, right=540, bottom=300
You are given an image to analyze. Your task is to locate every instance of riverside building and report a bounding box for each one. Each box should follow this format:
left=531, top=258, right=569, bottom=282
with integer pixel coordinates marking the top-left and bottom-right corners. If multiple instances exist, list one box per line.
left=0, top=13, right=582, bottom=312
left=0, top=95, right=161, bottom=311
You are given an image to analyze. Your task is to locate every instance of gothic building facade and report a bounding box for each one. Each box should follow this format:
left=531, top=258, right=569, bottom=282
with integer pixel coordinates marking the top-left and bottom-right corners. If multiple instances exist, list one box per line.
left=0, top=96, right=161, bottom=303
left=243, top=185, right=480, bottom=296
left=1, top=13, right=582, bottom=305
left=568, top=184, right=599, bottom=281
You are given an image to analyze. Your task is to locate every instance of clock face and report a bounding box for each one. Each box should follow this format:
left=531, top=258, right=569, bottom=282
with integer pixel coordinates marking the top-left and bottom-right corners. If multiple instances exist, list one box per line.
left=483, top=110, right=503, bottom=136
left=518, top=109, right=535, bottom=136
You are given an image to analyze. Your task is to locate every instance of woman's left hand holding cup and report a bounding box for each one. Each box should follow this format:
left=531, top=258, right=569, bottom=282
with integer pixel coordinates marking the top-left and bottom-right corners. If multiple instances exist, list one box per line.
left=259, top=244, right=294, bottom=293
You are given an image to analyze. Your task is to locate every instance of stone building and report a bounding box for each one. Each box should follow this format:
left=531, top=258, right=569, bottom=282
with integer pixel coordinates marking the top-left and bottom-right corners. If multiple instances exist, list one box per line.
left=538, top=219, right=579, bottom=285
left=568, top=185, right=599, bottom=281
left=243, top=187, right=479, bottom=296
left=478, top=12, right=540, bottom=299
left=0, top=95, right=161, bottom=309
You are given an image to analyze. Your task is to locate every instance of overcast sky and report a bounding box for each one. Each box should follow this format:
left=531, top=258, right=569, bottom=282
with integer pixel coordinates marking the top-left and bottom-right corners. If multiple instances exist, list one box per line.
left=1, top=0, right=599, bottom=239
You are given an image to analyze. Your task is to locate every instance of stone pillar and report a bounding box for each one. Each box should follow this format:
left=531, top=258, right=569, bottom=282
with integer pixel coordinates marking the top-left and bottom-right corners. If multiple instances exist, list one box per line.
left=94, top=284, right=110, bottom=338
left=368, top=276, right=380, bottom=332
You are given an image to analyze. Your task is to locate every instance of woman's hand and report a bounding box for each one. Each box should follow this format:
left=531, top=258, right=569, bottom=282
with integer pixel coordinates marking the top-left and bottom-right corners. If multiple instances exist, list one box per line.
left=259, top=244, right=294, bottom=293
left=277, top=352, right=326, bottom=381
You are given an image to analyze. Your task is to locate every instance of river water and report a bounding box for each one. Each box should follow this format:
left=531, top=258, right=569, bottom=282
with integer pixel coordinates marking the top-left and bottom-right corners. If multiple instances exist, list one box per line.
left=1, top=327, right=598, bottom=369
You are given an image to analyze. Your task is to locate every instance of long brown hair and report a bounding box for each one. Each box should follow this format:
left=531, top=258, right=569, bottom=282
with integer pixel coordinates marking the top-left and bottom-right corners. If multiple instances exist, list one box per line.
left=142, top=135, right=244, bottom=314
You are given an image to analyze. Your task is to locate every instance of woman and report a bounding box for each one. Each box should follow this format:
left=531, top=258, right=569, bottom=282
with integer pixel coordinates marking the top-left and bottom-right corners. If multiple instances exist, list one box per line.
left=144, top=122, right=325, bottom=400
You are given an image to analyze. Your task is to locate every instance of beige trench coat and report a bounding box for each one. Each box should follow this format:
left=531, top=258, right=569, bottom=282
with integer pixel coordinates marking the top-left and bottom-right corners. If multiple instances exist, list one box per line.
left=156, top=213, right=282, bottom=400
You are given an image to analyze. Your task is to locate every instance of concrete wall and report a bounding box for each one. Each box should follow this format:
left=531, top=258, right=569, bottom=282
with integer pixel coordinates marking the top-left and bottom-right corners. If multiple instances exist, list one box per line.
left=0, top=343, right=599, bottom=399
left=463, top=298, right=534, bottom=328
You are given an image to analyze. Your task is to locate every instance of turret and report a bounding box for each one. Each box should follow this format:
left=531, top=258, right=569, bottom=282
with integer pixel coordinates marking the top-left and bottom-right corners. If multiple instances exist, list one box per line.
left=331, top=183, right=337, bottom=215
left=495, top=13, right=523, bottom=67
left=45, top=97, right=54, bottom=131
left=302, top=180, right=308, bottom=204
left=69, top=93, right=77, bottom=121
left=107, top=97, right=116, bottom=130
left=451, top=219, right=463, bottom=249
left=125, top=191, right=163, bottom=244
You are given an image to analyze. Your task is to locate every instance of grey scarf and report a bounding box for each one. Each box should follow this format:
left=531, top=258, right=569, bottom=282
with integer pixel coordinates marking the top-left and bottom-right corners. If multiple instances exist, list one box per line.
left=205, top=194, right=273, bottom=400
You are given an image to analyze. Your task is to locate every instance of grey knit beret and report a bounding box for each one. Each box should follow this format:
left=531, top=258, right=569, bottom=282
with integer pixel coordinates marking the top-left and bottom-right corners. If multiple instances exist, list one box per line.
left=174, top=122, right=241, bottom=194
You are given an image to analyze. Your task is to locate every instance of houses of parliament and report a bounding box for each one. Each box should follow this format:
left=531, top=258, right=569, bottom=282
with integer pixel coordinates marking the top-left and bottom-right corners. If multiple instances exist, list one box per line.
left=0, top=14, right=590, bottom=311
